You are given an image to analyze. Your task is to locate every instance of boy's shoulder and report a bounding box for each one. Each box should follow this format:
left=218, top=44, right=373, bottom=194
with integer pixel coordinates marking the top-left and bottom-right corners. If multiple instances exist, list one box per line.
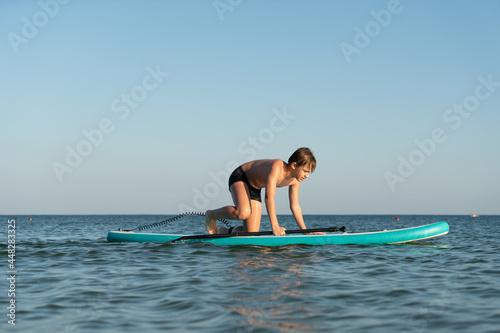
left=259, top=159, right=286, bottom=170
left=246, top=158, right=284, bottom=168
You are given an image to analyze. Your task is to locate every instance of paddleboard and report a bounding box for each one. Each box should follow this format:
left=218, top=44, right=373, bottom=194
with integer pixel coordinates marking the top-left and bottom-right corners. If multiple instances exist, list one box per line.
left=106, top=221, right=449, bottom=246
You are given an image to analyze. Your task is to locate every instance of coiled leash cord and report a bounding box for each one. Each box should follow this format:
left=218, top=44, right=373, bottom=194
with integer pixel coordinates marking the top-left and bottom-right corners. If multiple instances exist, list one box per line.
left=119, top=212, right=232, bottom=232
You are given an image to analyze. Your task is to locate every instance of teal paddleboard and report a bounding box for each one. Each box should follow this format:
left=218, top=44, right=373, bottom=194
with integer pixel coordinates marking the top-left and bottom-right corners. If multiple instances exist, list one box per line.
left=106, top=221, right=449, bottom=246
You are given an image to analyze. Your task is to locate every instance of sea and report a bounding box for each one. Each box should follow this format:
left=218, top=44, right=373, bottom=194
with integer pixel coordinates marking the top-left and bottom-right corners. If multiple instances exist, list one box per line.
left=1, top=214, right=499, bottom=333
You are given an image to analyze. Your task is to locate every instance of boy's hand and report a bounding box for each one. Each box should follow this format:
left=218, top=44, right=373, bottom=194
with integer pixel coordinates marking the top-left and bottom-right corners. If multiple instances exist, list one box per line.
left=272, top=225, right=286, bottom=236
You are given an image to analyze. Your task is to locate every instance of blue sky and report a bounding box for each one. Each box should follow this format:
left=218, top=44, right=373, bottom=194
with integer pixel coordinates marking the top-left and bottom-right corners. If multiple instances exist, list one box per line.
left=1, top=0, right=499, bottom=215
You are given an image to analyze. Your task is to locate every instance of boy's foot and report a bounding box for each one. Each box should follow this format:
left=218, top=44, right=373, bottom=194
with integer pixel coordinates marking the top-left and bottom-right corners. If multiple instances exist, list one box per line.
left=205, top=210, right=219, bottom=234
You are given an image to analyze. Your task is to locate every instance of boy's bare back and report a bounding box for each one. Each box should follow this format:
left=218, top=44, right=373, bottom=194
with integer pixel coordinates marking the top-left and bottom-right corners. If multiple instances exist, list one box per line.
left=240, top=159, right=299, bottom=190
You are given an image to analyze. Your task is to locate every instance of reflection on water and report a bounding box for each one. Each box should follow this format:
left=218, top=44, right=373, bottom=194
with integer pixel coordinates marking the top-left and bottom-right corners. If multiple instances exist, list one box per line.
left=225, top=246, right=316, bottom=331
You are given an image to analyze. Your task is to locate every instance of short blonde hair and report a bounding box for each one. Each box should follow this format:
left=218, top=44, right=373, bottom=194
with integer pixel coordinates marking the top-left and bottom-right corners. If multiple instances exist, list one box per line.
left=288, top=147, right=316, bottom=172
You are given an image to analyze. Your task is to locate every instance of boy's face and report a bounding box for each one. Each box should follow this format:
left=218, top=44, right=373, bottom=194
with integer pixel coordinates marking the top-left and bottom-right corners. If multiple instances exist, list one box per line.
left=293, top=163, right=312, bottom=182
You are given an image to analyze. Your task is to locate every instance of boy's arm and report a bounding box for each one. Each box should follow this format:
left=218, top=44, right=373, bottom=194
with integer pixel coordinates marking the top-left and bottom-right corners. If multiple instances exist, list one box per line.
left=289, top=183, right=307, bottom=229
left=265, top=161, right=286, bottom=236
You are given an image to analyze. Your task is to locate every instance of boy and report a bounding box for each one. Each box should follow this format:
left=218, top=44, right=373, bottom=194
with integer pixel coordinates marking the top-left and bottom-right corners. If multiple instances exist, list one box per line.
left=205, top=147, right=316, bottom=236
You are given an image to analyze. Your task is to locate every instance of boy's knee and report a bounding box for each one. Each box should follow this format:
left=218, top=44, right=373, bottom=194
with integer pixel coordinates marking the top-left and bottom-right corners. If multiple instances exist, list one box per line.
left=235, top=207, right=251, bottom=220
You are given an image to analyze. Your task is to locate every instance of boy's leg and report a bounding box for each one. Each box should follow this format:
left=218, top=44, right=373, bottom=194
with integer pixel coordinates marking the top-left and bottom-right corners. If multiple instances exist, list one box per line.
left=205, top=182, right=252, bottom=234
left=220, top=199, right=261, bottom=234
left=243, top=200, right=262, bottom=232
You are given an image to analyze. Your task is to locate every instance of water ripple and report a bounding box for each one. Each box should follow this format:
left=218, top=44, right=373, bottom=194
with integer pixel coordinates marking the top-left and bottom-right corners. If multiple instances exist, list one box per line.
left=2, top=215, right=500, bottom=332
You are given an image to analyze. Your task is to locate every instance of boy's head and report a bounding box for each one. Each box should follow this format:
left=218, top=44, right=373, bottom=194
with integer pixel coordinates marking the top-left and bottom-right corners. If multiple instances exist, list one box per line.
left=288, top=147, right=316, bottom=172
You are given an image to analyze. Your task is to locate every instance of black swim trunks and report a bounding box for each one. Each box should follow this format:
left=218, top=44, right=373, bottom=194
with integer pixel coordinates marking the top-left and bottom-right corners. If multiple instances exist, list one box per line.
left=228, top=166, right=262, bottom=202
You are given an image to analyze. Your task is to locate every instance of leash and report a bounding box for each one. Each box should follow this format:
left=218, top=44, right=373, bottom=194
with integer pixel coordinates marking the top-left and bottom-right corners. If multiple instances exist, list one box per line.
left=119, top=212, right=232, bottom=232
